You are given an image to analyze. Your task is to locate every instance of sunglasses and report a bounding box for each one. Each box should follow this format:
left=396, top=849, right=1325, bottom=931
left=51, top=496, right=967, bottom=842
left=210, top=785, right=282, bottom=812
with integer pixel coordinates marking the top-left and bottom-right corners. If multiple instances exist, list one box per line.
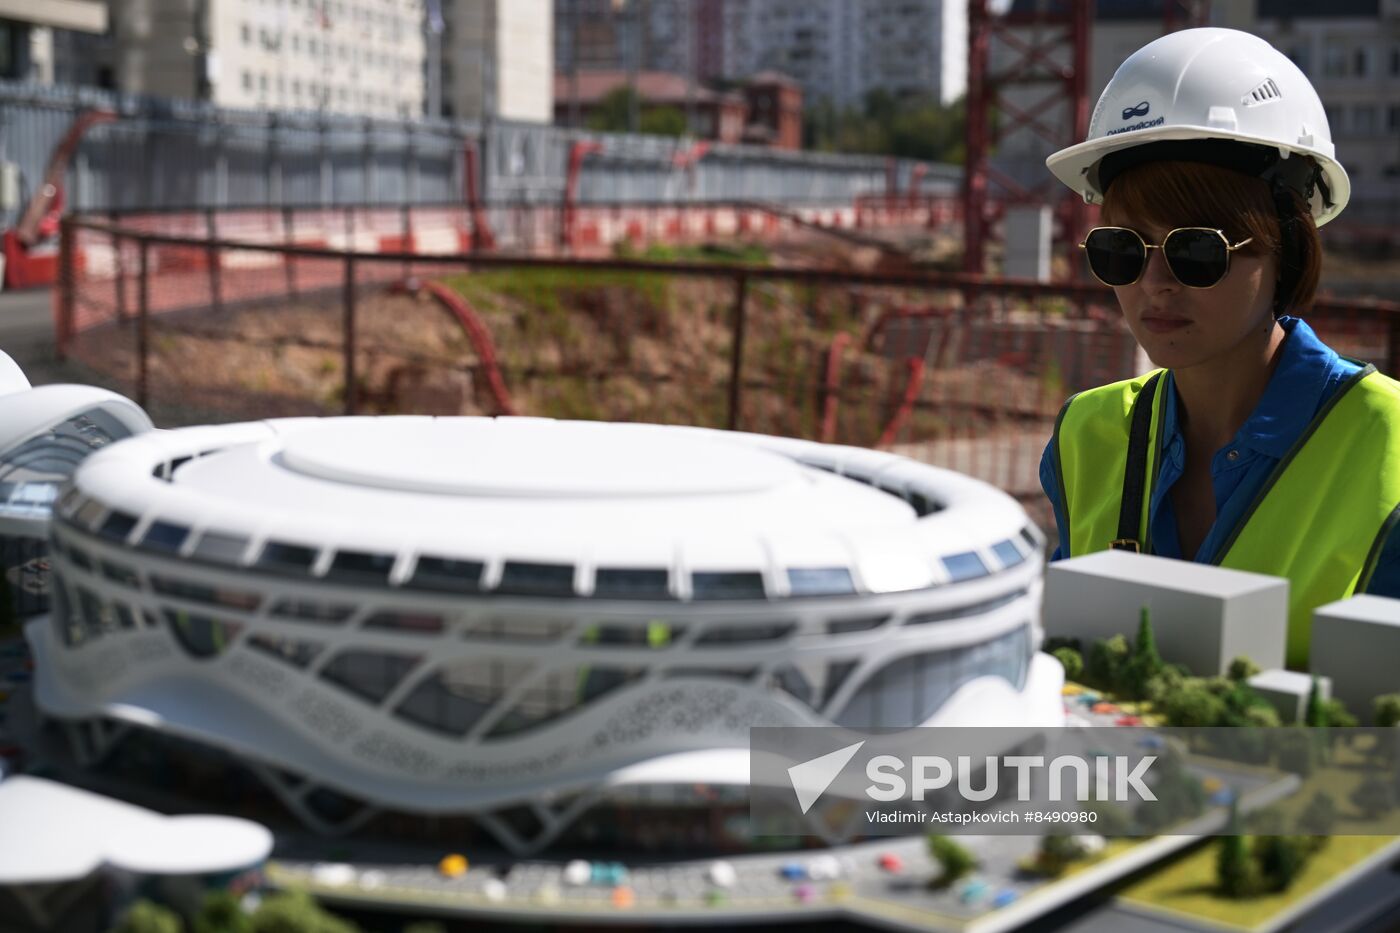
left=1079, top=226, right=1254, bottom=289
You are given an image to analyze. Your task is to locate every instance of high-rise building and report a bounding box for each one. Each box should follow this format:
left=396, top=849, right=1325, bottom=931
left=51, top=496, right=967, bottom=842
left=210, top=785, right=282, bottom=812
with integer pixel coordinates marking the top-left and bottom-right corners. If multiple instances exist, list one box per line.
left=103, top=0, right=426, bottom=118
left=436, top=0, right=553, bottom=123
left=555, top=0, right=967, bottom=111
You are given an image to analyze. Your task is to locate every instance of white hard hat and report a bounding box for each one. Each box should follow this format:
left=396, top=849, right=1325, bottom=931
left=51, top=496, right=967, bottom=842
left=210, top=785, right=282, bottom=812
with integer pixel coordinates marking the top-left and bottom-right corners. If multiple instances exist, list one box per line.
left=1047, top=27, right=1349, bottom=226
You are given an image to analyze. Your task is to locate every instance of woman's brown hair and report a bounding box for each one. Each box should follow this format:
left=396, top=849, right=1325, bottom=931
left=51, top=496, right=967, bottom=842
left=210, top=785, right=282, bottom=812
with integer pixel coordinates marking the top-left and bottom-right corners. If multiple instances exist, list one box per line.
left=1100, top=160, right=1321, bottom=315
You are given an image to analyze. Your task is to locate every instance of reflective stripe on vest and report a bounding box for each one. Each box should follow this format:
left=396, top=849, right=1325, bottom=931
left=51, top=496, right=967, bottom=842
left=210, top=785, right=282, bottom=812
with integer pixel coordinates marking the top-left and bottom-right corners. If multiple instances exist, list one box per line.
left=1052, top=365, right=1400, bottom=670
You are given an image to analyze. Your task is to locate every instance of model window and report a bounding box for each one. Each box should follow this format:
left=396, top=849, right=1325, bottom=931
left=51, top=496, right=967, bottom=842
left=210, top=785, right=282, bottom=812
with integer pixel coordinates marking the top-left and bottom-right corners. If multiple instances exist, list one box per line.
left=579, top=621, right=679, bottom=648
left=693, top=621, right=794, bottom=645
left=74, top=499, right=105, bottom=529
left=942, top=551, right=988, bottom=582
left=835, top=624, right=1031, bottom=729
left=270, top=599, right=354, bottom=624
left=767, top=658, right=859, bottom=709
left=140, top=521, right=190, bottom=554
left=96, top=510, right=138, bottom=543
left=364, top=612, right=445, bottom=634
left=326, top=549, right=396, bottom=584
left=485, top=664, right=643, bottom=739
left=191, top=531, right=249, bottom=565
left=825, top=615, right=886, bottom=635
left=497, top=561, right=575, bottom=596
left=150, top=575, right=261, bottom=611
left=991, top=539, right=1026, bottom=568
left=691, top=571, right=766, bottom=600
left=787, top=567, right=854, bottom=597
left=165, top=609, right=242, bottom=659
left=246, top=635, right=323, bottom=668
left=592, top=567, right=670, bottom=599
left=100, top=561, right=141, bottom=588
left=406, top=556, right=484, bottom=593
left=256, top=540, right=319, bottom=575
left=394, top=658, right=529, bottom=737
left=320, top=650, right=421, bottom=703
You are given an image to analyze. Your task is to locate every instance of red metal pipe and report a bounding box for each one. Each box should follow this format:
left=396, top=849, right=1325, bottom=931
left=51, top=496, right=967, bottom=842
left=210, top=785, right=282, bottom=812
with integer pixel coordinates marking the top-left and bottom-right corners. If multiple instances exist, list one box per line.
left=561, top=140, right=603, bottom=252
left=820, top=331, right=851, bottom=443
left=419, top=279, right=515, bottom=415
left=463, top=141, right=496, bottom=252
left=877, top=357, right=926, bottom=449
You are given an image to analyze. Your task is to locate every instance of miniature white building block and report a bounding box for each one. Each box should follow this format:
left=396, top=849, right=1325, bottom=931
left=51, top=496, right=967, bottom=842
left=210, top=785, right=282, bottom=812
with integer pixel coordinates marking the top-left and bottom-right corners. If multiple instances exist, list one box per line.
left=1043, top=550, right=1288, bottom=676
left=1310, top=595, right=1400, bottom=724
left=1247, top=669, right=1331, bottom=724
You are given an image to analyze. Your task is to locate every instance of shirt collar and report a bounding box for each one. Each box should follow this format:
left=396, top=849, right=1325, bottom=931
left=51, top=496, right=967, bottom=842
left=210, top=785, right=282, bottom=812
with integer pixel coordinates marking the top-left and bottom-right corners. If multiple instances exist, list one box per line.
left=1224, top=316, right=1338, bottom=460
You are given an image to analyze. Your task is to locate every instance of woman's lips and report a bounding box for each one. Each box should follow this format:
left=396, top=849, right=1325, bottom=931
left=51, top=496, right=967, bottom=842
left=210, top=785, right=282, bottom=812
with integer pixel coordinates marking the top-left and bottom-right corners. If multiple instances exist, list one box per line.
left=1141, top=316, right=1190, bottom=334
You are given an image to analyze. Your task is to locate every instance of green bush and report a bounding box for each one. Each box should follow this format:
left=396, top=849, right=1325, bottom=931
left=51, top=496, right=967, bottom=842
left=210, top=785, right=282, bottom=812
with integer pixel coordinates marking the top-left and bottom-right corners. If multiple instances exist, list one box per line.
left=927, top=834, right=977, bottom=887
left=1162, top=685, right=1227, bottom=728
left=1144, top=665, right=1186, bottom=706
left=194, top=892, right=251, bottom=933
left=1086, top=635, right=1129, bottom=692
left=1052, top=647, right=1083, bottom=682
left=1227, top=656, right=1261, bottom=682
left=113, top=900, right=183, bottom=933
left=1373, top=694, right=1400, bottom=728
left=1216, top=833, right=1259, bottom=898
left=1321, top=698, right=1358, bottom=729
left=1253, top=835, right=1318, bottom=892
left=1350, top=777, right=1394, bottom=819
left=251, top=891, right=359, bottom=933
left=1276, top=727, right=1319, bottom=777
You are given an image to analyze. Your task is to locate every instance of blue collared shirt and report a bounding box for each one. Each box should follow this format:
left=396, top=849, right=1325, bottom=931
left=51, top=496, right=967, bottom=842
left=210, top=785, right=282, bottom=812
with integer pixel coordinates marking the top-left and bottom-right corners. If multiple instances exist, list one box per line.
left=1038, top=316, right=1400, bottom=597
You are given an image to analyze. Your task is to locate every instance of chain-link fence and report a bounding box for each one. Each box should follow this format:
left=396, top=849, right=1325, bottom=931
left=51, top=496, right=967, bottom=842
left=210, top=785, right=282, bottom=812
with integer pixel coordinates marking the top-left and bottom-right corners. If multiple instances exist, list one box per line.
left=57, top=208, right=1400, bottom=539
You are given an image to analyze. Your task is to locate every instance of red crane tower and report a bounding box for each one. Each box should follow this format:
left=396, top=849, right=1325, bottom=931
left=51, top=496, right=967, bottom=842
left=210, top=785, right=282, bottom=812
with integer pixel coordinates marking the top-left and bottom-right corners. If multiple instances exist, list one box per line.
left=962, top=0, right=1091, bottom=279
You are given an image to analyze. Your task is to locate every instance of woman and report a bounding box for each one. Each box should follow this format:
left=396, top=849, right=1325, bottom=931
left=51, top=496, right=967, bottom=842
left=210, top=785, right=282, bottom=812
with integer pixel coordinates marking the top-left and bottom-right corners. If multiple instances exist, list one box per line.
left=1038, top=28, right=1400, bottom=670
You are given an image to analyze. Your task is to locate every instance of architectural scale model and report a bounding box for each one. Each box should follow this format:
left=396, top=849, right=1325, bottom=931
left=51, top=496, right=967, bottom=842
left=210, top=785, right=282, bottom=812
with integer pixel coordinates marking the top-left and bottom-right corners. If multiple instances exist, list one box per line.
left=3, top=358, right=1061, bottom=858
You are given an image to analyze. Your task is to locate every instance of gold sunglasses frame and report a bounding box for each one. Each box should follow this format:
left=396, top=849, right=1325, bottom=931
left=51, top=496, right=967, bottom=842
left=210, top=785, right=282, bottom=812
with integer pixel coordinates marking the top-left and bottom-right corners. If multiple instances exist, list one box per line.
left=1077, top=226, right=1255, bottom=289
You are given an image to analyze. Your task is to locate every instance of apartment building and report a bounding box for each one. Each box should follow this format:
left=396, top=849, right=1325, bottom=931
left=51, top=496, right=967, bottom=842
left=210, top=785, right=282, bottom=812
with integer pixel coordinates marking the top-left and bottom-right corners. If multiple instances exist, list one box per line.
left=105, top=0, right=426, bottom=118
left=556, top=0, right=966, bottom=109
left=436, top=0, right=553, bottom=122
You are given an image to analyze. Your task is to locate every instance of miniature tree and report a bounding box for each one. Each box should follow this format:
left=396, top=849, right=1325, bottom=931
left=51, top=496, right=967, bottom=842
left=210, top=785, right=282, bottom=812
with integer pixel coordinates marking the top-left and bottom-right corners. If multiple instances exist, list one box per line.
left=1086, top=634, right=1129, bottom=692
left=1162, top=684, right=1227, bottom=728
left=1122, top=606, right=1165, bottom=698
left=1304, top=677, right=1326, bottom=727
left=251, top=891, right=360, bottom=933
left=1320, top=698, right=1357, bottom=729
left=1034, top=832, right=1088, bottom=876
left=1276, top=727, right=1319, bottom=778
left=113, top=901, right=182, bottom=933
left=1052, top=646, right=1084, bottom=682
left=1253, top=835, right=1316, bottom=892
left=927, top=834, right=977, bottom=887
left=1227, top=656, right=1261, bottom=682
left=1215, top=800, right=1257, bottom=898
left=194, top=892, right=252, bottom=933
left=1373, top=694, right=1400, bottom=728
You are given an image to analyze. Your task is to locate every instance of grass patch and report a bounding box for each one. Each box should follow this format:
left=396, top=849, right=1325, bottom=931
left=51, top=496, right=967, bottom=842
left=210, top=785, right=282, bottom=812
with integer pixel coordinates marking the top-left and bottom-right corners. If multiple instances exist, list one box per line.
left=1118, top=835, right=1397, bottom=929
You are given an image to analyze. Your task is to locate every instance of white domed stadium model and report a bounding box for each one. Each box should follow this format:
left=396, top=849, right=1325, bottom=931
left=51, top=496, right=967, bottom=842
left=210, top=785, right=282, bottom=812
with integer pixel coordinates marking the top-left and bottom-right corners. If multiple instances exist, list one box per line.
left=11, top=374, right=1062, bottom=855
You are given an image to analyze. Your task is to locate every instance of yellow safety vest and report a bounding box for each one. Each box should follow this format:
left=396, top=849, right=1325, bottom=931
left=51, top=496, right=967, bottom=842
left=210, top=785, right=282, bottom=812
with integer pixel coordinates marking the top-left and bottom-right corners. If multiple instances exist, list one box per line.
left=1052, top=364, right=1400, bottom=669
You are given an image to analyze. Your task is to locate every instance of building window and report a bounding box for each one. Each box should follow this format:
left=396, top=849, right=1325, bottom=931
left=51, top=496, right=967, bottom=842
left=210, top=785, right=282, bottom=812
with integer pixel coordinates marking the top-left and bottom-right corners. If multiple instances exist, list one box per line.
left=1354, top=104, right=1377, bottom=135
left=1388, top=104, right=1400, bottom=132
left=1353, top=47, right=1369, bottom=77
left=1323, top=44, right=1347, bottom=77
left=241, top=23, right=252, bottom=45
left=242, top=70, right=253, bottom=91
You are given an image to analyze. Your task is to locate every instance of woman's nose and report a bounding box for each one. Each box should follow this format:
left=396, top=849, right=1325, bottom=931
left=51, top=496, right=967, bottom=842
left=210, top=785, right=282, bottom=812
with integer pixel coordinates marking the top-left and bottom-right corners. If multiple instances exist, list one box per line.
left=1138, top=248, right=1178, bottom=291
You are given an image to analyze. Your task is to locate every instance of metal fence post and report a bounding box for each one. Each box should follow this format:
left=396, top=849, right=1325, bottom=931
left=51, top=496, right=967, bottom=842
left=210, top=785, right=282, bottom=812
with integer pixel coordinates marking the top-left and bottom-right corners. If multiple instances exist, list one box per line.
left=343, top=255, right=357, bottom=415
left=55, top=218, right=76, bottom=360
left=726, top=272, right=749, bottom=431
left=205, top=207, right=222, bottom=315
left=138, top=240, right=150, bottom=409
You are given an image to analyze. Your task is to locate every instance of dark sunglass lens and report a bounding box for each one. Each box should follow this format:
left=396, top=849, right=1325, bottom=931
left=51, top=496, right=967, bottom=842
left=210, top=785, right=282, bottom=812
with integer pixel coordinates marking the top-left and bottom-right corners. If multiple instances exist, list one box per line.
left=1084, top=229, right=1145, bottom=286
left=1164, top=229, right=1230, bottom=287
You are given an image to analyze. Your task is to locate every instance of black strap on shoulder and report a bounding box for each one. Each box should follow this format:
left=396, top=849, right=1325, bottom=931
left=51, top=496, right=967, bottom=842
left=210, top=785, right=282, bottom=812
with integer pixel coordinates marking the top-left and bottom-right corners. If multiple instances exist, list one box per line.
left=1112, top=372, right=1163, bottom=552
